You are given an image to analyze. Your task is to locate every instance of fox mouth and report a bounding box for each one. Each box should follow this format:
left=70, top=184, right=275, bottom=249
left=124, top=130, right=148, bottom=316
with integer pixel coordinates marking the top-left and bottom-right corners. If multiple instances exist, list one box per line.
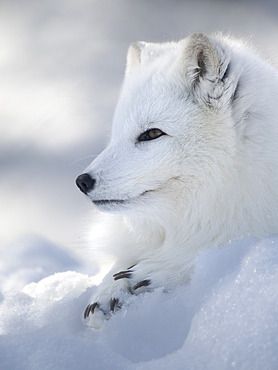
left=91, top=190, right=155, bottom=207
left=93, top=199, right=128, bottom=206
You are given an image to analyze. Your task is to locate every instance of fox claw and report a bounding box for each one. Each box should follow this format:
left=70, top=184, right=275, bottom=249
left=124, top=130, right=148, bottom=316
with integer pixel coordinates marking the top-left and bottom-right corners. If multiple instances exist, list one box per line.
left=84, top=302, right=99, bottom=319
left=113, top=270, right=133, bottom=280
left=133, top=279, right=151, bottom=290
left=84, top=297, right=122, bottom=322
left=110, top=298, right=120, bottom=312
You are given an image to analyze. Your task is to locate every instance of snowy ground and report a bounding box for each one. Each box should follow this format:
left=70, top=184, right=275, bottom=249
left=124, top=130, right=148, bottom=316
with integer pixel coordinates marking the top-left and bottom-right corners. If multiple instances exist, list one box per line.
left=1, top=235, right=278, bottom=369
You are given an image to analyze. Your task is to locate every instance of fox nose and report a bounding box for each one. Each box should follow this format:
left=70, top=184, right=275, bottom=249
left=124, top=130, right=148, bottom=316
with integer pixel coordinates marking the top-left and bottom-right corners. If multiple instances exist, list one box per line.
left=75, top=173, right=95, bottom=194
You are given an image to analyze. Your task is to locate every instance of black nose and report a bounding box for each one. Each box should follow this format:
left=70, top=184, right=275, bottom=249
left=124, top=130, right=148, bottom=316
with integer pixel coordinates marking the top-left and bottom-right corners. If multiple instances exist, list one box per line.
left=75, top=173, right=95, bottom=194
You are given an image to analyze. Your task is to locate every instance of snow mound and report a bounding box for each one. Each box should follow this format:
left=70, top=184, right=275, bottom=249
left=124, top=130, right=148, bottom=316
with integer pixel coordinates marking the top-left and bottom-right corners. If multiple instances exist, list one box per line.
left=0, top=236, right=278, bottom=369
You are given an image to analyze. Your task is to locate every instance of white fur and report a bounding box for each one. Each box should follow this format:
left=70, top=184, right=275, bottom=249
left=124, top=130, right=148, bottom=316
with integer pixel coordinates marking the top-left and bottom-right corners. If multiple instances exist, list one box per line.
left=79, top=33, right=278, bottom=328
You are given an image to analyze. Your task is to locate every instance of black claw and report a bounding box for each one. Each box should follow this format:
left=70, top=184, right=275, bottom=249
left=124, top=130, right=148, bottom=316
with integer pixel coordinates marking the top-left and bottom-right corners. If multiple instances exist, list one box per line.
left=133, top=279, right=151, bottom=290
left=84, top=302, right=99, bottom=319
left=110, top=298, right=120, bottom=312
left=113, top=264, right=136, bottom=281
left=113, top=270, right=133, bottom=281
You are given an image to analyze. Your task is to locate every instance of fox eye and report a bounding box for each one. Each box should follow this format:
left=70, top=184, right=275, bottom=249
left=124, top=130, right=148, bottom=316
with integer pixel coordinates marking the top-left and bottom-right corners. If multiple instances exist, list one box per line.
left=138, top=128, right=165, bottom=142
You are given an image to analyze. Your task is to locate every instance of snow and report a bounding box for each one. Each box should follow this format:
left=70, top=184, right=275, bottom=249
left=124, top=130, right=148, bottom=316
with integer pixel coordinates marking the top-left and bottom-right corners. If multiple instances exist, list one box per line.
left=1, top=236, right=278, bottom=369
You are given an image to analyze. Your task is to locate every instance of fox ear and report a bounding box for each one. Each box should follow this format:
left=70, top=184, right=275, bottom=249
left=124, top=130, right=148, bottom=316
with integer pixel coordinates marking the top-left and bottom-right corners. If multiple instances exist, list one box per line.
left=126, top=42, right=148, bottom=74
left=184, top=33, right=219, bottom=81
left=182, top=33, right=232, bottom=105
left=126, top=41, right=168, bottom=74
left=126, top=43, right=142, bottom=68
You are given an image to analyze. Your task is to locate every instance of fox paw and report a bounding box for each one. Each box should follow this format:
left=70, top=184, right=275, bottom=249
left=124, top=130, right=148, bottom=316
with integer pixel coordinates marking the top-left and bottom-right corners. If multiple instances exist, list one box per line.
left=84, top=281, right=131, bottom=329
left=84, top=298, right=121, bottom=329
left=84, top=264, right=154, bottom=329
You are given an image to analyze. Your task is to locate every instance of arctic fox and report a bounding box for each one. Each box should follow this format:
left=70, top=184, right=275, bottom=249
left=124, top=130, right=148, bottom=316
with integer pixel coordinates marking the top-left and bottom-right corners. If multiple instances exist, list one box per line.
left=76, top=32, right=278, bottom=329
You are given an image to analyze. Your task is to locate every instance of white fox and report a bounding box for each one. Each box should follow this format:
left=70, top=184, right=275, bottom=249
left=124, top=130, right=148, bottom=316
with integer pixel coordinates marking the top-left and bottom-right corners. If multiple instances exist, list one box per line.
left=76, top=33, right=278, bottom=329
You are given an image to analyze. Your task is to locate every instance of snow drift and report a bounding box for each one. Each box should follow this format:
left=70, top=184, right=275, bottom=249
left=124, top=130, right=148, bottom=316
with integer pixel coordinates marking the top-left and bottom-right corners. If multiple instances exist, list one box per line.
left=0, top=236, right=278, bottom=369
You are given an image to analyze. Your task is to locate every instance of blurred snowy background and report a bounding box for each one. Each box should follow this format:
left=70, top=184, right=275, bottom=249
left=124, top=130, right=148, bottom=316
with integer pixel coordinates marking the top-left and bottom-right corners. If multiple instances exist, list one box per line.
left=2, top=0, right=278, bottom=251
left=1, top=0, right=278, bottom=369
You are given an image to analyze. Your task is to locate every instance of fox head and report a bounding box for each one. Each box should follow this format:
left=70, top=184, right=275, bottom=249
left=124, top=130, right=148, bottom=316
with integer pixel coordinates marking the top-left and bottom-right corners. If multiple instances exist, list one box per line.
left=76, top=33, right=258, bottom=222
